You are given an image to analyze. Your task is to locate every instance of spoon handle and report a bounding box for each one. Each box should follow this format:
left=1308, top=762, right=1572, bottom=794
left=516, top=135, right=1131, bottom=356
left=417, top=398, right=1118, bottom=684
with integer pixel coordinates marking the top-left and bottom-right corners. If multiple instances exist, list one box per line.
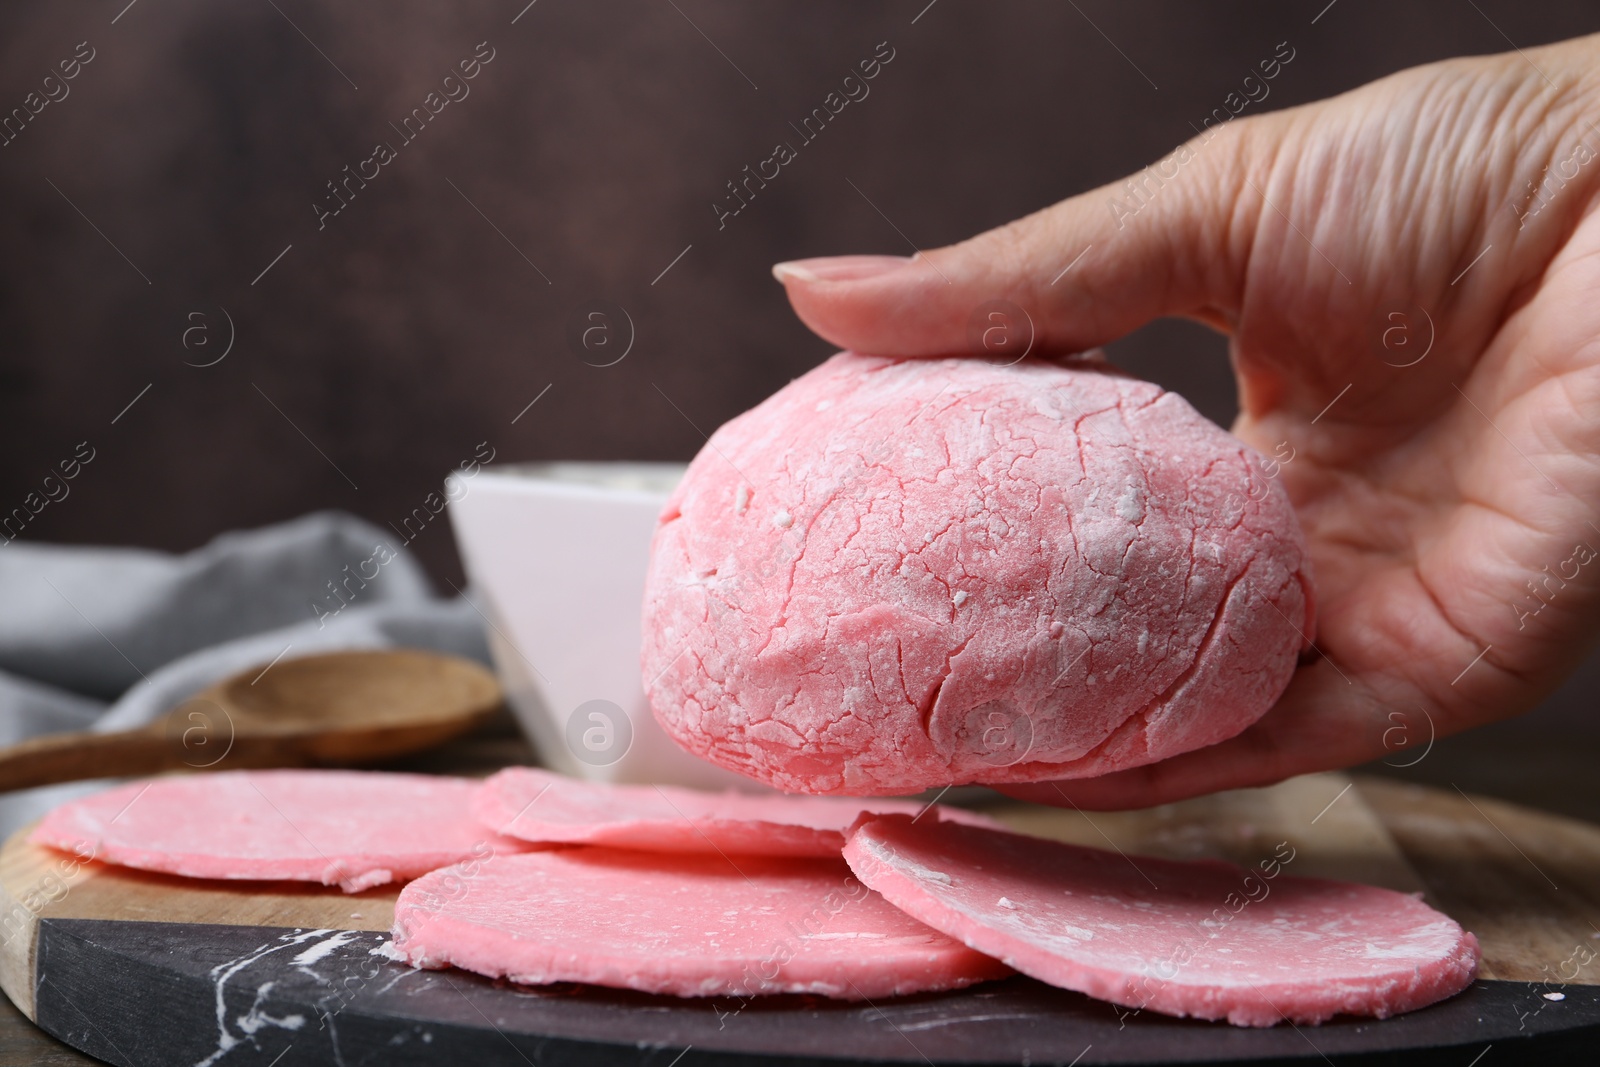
left=0, top=727, right=183, bottom=793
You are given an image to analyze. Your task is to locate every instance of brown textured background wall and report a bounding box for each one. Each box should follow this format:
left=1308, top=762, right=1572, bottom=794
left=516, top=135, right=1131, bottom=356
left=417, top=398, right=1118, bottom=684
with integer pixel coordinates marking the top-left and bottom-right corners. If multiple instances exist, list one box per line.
left=2, top=2, right=1597, bottom=748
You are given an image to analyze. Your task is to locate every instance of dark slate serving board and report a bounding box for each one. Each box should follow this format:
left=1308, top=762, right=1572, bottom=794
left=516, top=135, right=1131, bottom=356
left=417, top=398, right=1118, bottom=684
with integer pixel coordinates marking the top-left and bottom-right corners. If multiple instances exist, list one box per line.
left=31, top=919, right=1600, bottom=1067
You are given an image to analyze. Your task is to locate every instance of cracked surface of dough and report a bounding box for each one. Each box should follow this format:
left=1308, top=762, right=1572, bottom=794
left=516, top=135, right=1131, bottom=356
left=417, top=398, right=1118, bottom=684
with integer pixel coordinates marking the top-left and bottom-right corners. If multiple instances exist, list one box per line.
left=642, top=353, right=1314, bottom=795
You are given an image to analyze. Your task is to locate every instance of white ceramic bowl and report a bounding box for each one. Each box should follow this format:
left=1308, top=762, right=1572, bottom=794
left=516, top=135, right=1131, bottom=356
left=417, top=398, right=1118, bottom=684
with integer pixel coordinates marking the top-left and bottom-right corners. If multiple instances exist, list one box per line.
left=446, top=461, right=760, bottom=789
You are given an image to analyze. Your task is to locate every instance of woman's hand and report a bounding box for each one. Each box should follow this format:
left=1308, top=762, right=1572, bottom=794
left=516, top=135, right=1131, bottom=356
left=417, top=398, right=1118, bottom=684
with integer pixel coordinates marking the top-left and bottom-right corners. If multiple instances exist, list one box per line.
left=772, top=35, right=1600, bottom=808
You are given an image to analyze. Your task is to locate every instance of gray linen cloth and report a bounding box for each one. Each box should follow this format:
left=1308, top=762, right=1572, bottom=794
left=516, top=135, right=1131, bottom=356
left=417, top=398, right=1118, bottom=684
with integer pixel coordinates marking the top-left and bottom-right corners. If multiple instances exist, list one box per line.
left=0, top=511, right=491, bottom=839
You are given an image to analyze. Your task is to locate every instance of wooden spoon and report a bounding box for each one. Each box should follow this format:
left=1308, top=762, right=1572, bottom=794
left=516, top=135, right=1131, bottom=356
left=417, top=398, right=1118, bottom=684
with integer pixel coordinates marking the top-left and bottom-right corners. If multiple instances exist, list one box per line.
left=0, top=648, right=504, bottom=793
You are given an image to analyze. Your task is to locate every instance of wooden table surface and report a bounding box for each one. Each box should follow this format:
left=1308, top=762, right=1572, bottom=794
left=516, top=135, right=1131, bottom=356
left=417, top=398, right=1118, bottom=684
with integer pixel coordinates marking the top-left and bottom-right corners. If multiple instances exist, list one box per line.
left=4, top=713, right=1598, bottom=1066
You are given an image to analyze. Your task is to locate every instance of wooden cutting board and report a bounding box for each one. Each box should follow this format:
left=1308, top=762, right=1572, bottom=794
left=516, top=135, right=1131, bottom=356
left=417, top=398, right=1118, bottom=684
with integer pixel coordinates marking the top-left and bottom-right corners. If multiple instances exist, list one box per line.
left=2, top=773, right=1597, bottom=1066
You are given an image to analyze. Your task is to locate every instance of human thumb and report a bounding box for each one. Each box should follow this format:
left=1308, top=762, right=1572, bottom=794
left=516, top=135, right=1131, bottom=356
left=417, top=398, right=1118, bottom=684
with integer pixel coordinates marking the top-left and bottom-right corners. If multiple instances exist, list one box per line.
left=772, top=125, right=1254, bottom=358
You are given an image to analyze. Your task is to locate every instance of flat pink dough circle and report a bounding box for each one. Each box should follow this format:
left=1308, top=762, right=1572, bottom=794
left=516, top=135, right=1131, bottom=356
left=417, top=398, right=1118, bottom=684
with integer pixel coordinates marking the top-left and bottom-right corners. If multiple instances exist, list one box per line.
left=472, top=766, right=1005, bottom=856
left=842, top=814, right=1479, bottom=1027
left=391, top=848, right=1012, bottom=999
left=642, top=353, right=1314, bottom=795
left=31, top=770, right=526, bottom=893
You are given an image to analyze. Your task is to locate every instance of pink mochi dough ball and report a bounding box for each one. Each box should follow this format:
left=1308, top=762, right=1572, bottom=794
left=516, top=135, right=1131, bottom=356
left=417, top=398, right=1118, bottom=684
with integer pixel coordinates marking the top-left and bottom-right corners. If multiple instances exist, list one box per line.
left=641, top=353, right=1314, bottom=796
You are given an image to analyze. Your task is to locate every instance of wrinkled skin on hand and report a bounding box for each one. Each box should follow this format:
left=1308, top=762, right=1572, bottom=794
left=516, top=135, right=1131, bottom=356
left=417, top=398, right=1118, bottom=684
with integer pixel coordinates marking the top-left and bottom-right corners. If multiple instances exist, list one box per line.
left=772, top=35, right=1600, bottom=808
